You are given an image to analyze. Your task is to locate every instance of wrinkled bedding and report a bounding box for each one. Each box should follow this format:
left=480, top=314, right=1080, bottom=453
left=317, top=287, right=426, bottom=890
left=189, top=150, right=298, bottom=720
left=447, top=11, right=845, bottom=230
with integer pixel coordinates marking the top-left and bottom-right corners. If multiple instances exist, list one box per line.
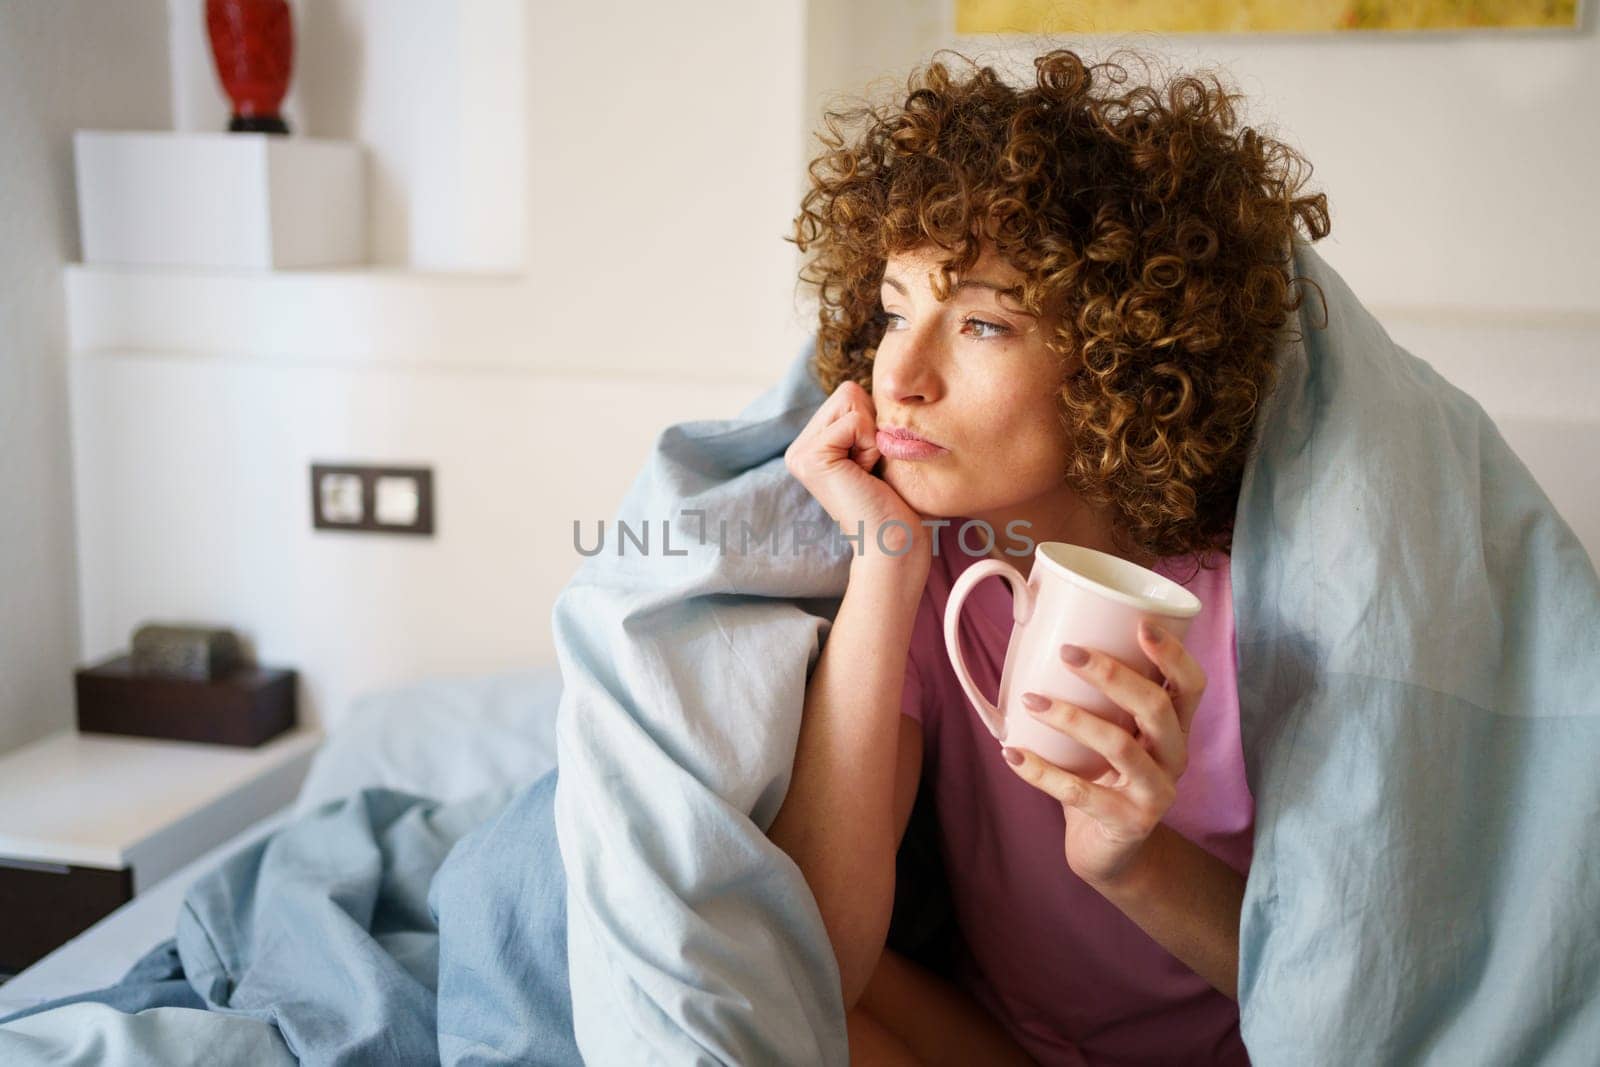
left=4, top=238, right=1596, bottom=1065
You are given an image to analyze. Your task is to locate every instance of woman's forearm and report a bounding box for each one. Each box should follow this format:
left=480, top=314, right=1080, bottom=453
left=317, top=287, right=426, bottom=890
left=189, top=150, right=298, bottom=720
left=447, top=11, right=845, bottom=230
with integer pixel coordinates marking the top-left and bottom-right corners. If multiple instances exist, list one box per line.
left=1089, top=823, right=1245, bottom=1001
left=767, top=550, right=928, bottom=1009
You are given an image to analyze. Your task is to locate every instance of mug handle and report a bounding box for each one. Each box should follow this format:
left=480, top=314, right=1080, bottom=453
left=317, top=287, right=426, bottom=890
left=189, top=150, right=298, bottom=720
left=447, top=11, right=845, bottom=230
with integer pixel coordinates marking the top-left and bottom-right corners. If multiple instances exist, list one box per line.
left=943, top=559, right=1035, bottom=742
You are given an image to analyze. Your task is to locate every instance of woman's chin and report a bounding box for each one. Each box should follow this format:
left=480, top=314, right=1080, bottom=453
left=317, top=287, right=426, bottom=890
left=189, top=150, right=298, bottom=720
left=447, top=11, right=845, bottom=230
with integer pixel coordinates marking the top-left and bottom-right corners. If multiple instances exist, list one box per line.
left=882, top=465, right=966, bottom=520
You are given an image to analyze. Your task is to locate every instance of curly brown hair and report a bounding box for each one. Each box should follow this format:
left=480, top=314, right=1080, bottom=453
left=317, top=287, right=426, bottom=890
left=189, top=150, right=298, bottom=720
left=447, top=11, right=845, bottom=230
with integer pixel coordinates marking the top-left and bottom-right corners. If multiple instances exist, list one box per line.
left=788, top=47, right=1331, bottom=566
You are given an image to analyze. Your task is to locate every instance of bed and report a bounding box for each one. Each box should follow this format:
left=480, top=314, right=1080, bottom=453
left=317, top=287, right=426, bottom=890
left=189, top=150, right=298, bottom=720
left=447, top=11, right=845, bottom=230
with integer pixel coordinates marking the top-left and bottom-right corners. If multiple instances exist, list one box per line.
left=3, top=271, right=1597, bottom=1061
left=0, top=667, right=563, bottom=1020
left=4, top=462, right=1596, bottom=1034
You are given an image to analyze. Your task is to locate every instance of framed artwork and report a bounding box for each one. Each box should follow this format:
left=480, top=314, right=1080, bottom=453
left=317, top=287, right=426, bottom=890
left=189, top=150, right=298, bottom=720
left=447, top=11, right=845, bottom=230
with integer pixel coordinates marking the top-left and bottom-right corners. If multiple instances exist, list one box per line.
left=955, top=0, right=1584, bottom=34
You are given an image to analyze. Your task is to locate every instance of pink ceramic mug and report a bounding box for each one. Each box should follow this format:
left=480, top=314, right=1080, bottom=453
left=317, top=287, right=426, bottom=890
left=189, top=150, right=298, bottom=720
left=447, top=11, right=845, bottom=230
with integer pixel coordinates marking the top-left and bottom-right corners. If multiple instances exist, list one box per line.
left=943, top=541, right=1202, bottom=779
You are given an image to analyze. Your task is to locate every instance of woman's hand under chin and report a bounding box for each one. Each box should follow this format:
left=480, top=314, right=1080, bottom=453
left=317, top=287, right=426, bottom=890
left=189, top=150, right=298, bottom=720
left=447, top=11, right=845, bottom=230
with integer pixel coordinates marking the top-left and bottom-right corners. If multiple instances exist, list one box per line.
left=784, top=380, right=931, bottom=568
left=999, top=620, right=1209, bottom=890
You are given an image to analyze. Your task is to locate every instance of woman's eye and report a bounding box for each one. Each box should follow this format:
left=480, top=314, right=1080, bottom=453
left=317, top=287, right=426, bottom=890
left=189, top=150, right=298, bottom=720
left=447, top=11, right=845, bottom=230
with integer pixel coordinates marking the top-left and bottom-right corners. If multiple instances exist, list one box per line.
left=962, top=316, right=1010, bottom=339
left=879, top=311, right=1010, bottom=340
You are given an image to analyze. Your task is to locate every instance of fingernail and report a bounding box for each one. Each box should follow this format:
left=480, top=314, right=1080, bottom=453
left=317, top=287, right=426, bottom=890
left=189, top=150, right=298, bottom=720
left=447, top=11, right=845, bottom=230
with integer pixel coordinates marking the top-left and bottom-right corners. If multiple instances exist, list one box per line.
left=1141, top=620, right=1163, bottom=644
left=1002, top=746, right=1024, bottom=766
left=1060, top=644, right=1089, bottom=667
left=1021, top=692, right=1050, bottom=712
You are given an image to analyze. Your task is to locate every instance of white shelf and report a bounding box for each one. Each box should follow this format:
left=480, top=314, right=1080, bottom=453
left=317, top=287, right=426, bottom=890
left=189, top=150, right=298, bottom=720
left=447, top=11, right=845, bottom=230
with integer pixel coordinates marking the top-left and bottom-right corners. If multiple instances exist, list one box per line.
left=74, top=131, right=365, bottom=270
left=0, top=728, right=321, bottom=890
left=60, top=263, right=795, bottom=384
left=64, top=263, right=532, bottom=370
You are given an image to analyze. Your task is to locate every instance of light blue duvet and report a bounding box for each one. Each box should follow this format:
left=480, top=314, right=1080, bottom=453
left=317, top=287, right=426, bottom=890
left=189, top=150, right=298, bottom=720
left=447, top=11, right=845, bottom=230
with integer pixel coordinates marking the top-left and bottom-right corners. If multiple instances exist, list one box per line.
left=3, top=238, right=1596, bottom=1064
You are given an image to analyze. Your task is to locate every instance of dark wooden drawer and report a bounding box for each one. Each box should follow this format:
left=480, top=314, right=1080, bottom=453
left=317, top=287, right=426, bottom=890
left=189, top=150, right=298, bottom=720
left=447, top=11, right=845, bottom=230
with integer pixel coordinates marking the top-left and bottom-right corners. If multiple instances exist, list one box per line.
left=0, top=856, right=133, bottom=974
left=75, top=655, right=296, bottom=748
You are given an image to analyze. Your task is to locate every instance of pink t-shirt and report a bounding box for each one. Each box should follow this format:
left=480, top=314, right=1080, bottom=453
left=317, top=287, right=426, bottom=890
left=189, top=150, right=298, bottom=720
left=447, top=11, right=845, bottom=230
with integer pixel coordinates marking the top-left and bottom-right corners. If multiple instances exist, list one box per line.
left=899, top=520, right=1255, bottom=1066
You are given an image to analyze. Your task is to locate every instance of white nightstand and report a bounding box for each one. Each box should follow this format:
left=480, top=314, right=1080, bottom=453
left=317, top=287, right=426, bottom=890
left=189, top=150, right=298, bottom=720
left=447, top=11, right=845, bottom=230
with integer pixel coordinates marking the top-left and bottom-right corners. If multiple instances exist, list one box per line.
left=0, top=728, right=321, bottom=976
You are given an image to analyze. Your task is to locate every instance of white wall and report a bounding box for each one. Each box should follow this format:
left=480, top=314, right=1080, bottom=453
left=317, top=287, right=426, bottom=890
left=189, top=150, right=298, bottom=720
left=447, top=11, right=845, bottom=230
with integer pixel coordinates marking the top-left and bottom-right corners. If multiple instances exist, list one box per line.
left=61, top=0, right=814, bottom=732
left=166, top=0, right=529, bottom=273
left=69, top=354, right=766, bottom=728
left=804, top=6, right=1600, bottom=557
left=158, top=0, right=814, bottom=375
left=525, top=0, right=814, bottom=375
left=809, top=7, right=1600, bottom=313
left=40, top=2, right=1600, bottom=743
left=0, top=1, right=170, bottom=754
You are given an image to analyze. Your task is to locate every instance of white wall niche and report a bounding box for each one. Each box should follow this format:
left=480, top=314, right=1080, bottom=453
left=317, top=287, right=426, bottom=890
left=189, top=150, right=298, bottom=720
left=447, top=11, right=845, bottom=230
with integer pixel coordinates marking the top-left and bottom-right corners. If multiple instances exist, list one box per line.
left=74, top=130, right=365, bottom=270
left=165, top=0, right=527, bottom=273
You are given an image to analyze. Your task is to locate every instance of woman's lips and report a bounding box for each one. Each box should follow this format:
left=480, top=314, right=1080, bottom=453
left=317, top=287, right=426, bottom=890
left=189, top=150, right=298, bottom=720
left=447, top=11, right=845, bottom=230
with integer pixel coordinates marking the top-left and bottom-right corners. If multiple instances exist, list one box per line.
left=876, top=429, right=948, bottom=460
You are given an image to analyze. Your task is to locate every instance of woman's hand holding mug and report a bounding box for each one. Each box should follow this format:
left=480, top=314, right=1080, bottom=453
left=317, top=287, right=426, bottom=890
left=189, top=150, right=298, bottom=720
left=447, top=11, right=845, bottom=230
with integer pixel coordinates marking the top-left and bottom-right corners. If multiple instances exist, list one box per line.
left=1004, top=623, right=1208, bottom=890
left=941, top=541, right=1207, bottom=890
left=785, top=381, right=929, bottom=567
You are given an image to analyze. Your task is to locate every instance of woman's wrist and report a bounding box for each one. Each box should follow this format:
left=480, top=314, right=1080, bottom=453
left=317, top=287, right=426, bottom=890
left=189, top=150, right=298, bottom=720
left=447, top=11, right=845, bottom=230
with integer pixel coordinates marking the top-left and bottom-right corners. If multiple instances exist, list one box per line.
left=848, top=540, right=931, bottom=591
left=1082, top=822, right=1169, bottom=901
left=1083, top=823, right=1245, bottom=1000
left=823, top=508, right=922, bottom=563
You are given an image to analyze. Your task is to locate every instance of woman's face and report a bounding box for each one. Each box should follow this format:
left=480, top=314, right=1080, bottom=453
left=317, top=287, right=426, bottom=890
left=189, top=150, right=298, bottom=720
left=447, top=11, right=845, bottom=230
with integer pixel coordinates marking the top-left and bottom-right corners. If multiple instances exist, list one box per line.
left=870, top=242, right=1075, bottom=524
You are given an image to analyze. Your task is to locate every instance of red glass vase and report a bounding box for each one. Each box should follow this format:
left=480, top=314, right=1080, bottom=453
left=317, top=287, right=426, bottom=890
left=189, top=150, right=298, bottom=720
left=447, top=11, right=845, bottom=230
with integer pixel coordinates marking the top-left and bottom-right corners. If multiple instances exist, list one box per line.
left=205, top=0, right=294, bottom=134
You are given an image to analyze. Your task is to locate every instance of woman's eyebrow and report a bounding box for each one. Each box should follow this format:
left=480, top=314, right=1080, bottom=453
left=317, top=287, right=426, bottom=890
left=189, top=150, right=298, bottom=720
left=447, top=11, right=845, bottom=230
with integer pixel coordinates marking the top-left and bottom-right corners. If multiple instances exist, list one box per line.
left=881, top=274, right=1035, bottom=315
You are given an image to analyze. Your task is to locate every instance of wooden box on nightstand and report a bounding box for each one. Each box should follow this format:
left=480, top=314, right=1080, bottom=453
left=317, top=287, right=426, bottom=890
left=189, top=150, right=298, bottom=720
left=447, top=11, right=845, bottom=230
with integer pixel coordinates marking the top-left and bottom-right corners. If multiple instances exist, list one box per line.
left=74, top=655, right=296, bottom=748
left=0, top=728, right=320, bottom=976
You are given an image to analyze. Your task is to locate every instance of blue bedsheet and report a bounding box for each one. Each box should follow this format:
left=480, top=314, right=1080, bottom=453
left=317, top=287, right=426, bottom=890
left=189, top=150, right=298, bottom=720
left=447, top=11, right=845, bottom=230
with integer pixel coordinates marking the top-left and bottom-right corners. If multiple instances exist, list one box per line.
left=3, top=238, right=1596, bottom=1064
left=1, top=777, right=575, bottom=1066
left=1229, top=245, right=1600, bottom=1062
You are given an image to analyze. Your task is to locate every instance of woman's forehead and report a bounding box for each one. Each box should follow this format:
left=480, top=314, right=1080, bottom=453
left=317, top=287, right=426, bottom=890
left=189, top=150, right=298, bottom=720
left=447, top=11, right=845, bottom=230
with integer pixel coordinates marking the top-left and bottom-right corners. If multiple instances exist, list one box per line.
left=883, top=243, right=1025, bottom=285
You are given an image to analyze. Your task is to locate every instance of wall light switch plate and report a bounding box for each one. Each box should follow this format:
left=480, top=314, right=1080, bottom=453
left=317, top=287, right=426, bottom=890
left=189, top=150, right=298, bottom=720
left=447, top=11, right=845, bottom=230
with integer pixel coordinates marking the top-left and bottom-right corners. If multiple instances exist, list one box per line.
left=318, top=472, right=364, bottom=524
left=374, top=475, right=420, bottom=526
left=311, top=463, right=434, bottom=536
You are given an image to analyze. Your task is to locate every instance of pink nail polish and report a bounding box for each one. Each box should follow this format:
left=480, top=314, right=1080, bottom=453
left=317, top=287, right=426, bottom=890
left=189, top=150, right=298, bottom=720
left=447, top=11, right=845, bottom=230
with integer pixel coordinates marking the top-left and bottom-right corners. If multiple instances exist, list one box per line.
left=1060, top=644, right=1089, bottom=667
left=1141, top=620, right=1162, bottom=644
left=1021, top=692, right=1050, bottom=712
left=1002, top=746, right=1024, bottom=766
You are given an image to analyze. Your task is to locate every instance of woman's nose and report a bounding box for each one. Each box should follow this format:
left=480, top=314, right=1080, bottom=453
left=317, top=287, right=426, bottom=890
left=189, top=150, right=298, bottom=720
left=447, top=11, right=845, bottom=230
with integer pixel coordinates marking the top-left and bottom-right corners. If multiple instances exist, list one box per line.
left=875, top=333, right=944, bottom=404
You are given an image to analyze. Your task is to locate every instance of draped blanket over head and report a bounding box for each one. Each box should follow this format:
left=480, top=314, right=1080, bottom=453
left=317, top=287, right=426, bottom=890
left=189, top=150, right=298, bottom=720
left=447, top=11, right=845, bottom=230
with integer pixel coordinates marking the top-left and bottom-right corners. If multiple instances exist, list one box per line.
left=3, top=239, right=1595, bottom=1065
left=548, top=236, right=1600, bottom=1064
left=1227, top=244, right=1600, bottom=1062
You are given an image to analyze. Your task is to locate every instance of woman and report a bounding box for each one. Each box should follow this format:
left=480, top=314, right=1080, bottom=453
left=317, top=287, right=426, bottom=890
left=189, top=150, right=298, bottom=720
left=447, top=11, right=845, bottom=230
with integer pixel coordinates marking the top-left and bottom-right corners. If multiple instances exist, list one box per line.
left=765, top=47, right=1329, bottom=1065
